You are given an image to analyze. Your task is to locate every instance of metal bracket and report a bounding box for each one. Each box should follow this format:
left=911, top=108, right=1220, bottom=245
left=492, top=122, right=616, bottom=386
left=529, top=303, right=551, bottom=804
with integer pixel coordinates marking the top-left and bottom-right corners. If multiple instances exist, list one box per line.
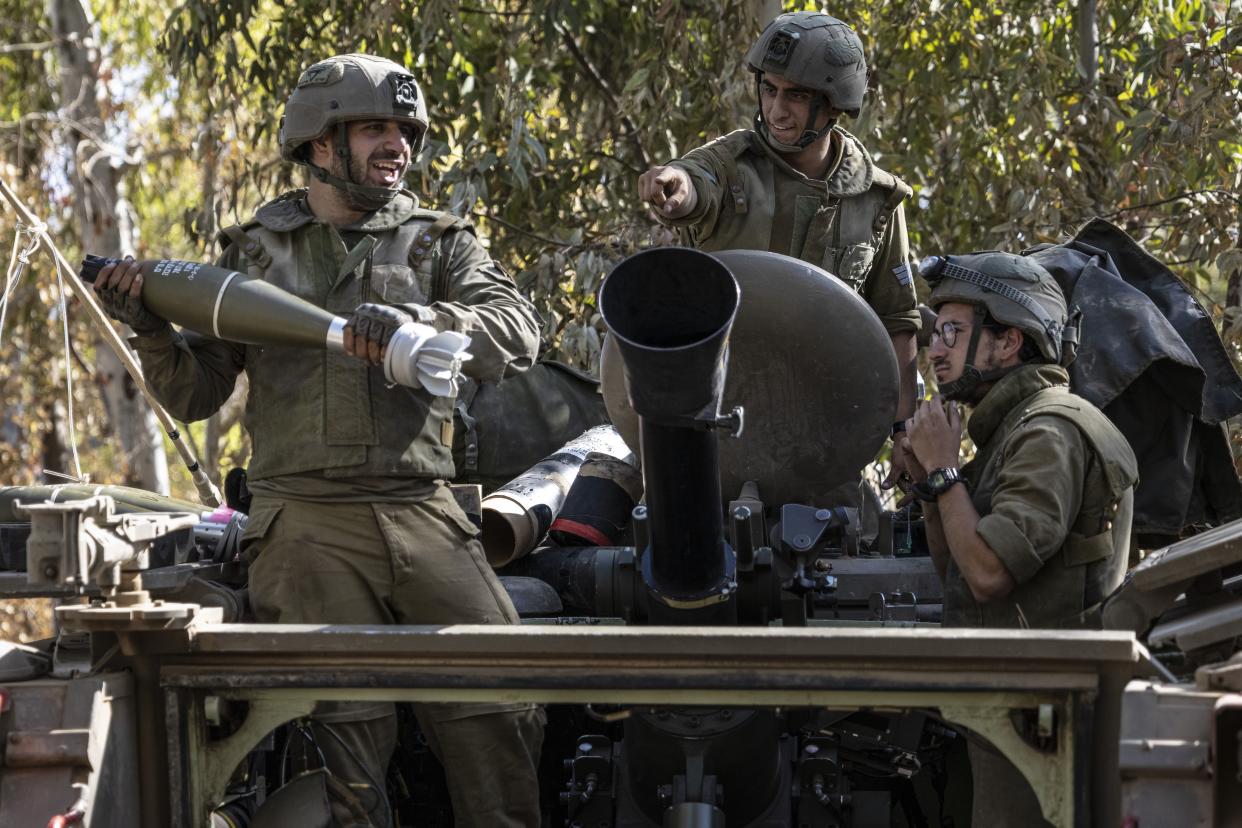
left=939, top=701, right=1075, bottom=827
left=16, top=496, right=197, bottom=595
left=183, top=694, right=317, bottom=826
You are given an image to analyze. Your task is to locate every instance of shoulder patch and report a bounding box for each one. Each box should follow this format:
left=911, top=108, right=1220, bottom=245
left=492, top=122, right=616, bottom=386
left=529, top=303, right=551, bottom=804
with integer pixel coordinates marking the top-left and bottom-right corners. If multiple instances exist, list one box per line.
left=891, top=262, right=913, bottom=287
left=253, top=189, right=315, bottom=232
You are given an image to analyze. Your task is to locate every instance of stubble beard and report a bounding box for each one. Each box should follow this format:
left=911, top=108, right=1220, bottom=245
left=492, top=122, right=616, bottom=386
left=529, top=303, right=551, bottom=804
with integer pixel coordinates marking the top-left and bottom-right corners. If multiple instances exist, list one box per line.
left=328, top=150, right=405, bottom=212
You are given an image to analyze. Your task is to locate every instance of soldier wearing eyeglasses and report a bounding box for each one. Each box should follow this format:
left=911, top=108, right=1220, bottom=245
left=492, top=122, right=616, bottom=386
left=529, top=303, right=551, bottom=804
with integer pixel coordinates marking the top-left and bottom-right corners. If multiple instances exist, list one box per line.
left=896, top=252, right=1137, bottom=630
left=894, top=252, right=1138, bottom=827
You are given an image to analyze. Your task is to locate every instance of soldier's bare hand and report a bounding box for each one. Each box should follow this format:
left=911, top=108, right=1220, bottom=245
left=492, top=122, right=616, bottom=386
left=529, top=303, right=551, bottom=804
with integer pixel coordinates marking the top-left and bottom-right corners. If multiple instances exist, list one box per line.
left=638, top=165, right=697, bottom=219
left=907, top=395, right=962, bottom=472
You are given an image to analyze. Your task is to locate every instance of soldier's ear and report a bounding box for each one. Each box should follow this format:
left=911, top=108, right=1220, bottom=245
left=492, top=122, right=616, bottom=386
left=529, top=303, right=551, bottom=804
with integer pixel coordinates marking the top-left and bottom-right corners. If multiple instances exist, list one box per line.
left=1002, top=327, right=1026, bottom=360
left=307, top=131, right=334, bottom=165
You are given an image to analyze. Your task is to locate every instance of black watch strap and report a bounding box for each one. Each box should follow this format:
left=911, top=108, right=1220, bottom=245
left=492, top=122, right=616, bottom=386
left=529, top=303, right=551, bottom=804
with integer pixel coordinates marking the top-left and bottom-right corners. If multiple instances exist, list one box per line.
left=912, top=467, right=964, bottom=502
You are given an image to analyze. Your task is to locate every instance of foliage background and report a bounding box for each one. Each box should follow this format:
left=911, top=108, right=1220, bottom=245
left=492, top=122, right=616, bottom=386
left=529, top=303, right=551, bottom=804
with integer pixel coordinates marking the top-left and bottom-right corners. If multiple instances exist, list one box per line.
left=0, top=1, right=1239, bottom=638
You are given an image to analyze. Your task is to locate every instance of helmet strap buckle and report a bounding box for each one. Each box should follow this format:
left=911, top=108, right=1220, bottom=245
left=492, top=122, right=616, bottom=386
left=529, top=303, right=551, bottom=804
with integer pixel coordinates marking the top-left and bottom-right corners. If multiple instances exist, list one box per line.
left=1060, top=307, right=1082, bottom=367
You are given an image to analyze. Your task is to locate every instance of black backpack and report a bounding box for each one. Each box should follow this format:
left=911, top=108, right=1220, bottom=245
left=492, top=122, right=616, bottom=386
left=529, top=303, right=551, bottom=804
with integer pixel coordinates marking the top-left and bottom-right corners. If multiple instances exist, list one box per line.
left=1025, top=218, right=1242, bottom=545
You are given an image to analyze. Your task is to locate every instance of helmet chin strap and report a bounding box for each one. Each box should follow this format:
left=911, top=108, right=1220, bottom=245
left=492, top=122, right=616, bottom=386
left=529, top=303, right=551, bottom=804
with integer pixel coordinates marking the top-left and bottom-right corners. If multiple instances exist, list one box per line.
left=306, top=122, right=402, bottom=212
left=937, top=307, right=1019, bottom=402
left=752, top=74, right=836, bottom=154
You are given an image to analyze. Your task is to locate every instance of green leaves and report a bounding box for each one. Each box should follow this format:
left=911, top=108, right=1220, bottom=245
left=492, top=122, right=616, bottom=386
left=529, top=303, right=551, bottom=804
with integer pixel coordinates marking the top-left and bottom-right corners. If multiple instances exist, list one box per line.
left=8, top=0, right=1239, bottom=382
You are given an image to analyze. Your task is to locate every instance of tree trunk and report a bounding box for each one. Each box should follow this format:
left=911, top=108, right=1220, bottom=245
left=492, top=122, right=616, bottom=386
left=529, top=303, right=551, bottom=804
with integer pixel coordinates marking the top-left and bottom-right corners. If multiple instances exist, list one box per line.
left=47, top=0, right=169, bottom=493
left=748, top=0, right=781, bottom=27
left=1077, top=0, right=1099, bottom=90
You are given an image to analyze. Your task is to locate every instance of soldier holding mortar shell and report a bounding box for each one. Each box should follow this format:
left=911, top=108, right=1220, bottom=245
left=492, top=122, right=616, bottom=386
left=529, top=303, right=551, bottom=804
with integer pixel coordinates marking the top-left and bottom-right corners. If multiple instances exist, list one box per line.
left=92, top=53, right=543, bottom=828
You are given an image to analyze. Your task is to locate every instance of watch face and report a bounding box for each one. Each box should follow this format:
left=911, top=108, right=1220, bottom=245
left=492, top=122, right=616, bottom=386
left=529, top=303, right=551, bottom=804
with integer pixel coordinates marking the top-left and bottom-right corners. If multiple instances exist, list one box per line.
left=928, top=469, right=949, bottom=488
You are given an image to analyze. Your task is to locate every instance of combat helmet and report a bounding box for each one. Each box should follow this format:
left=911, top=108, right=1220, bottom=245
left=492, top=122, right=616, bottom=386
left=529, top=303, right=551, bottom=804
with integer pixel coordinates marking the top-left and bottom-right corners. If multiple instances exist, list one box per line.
left=745, top=12, right=868, bottom=152
left=922, top=252, right=1080, bottom=401
left=279, top=53, right=428, bottom=211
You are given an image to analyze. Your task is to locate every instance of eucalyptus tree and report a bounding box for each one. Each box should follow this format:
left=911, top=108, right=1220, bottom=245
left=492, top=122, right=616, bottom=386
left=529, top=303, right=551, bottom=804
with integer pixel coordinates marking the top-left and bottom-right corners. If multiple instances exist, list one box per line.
left=161, top=0, right=1240, bottom=359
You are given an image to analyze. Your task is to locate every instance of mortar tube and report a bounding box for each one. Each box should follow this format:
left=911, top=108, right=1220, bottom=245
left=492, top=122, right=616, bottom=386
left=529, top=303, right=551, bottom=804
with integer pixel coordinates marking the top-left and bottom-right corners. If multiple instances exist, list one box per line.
left=596, top=248, right=739, bottom=615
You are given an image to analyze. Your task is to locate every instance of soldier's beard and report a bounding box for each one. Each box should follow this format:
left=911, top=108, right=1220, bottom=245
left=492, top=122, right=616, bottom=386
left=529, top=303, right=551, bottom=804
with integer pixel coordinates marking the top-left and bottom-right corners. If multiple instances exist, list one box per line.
left=348, top=150, right=407, bottom=190
left=946, top=344, right=1014, bottom=405
left=326, top=151, right=406, bottom=212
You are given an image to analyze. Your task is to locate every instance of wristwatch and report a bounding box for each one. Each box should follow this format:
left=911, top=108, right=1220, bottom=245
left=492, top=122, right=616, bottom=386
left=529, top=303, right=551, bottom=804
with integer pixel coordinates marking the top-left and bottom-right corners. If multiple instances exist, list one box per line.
left=913, top=467, right=964, bottom=502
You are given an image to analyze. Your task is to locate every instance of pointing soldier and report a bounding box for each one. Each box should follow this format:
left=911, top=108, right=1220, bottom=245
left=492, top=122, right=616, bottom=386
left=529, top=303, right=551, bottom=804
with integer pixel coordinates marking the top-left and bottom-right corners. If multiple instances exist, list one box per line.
left=639, top=12, right=921, bottom=490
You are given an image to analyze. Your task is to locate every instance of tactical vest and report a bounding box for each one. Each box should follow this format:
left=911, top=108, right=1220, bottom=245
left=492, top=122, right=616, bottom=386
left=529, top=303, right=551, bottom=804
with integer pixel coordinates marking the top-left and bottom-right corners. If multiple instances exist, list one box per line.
left=951, top=386, right=1138, bottom=628
left=217, top=190, right=470, bottom=482
left=684, top=128, right=911, bottom=290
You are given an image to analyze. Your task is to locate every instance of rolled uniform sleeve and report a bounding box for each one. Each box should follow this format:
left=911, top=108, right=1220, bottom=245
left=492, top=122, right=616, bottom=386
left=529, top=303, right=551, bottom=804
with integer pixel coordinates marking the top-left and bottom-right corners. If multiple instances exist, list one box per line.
left=418, top=229, right=540, bottom=382
left=860, top=202, right=921, bottom=336
left=974, top=417, right=1086, bottom=584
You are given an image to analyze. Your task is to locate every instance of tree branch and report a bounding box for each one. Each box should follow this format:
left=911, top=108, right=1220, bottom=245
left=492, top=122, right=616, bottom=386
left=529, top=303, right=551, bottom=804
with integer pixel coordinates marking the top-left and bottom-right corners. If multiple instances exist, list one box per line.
left=458, top=6, right=530, bottom=15
left=470, top=209, right=577, bottom=248
left=554, top=23, right=652, bottom=169
left=0, top=37, right=72, bottom=53
left=590, top=150, right=646, bottom=177
left=1228, top=195, right=1242, bottom=308
left=1100, top=188, right=1238, bottom=219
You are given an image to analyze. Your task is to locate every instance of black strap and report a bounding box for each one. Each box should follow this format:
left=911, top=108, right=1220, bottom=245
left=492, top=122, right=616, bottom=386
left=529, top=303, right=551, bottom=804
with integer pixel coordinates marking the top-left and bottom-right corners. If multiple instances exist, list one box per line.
left=220, top=225, right=272, bottom=270
left=453, top=378, right=481, bottom=472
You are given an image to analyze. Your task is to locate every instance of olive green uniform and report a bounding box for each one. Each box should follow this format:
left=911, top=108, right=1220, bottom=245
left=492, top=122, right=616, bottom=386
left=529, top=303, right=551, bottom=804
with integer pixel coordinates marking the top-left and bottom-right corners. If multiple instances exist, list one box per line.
left=659, top=127, right=921, bottom=336
left=942, top=364, right=1137, bottom=629
left=130, top=190, right=544, bottom=827
left=936, top=364, right=1136, bottom=827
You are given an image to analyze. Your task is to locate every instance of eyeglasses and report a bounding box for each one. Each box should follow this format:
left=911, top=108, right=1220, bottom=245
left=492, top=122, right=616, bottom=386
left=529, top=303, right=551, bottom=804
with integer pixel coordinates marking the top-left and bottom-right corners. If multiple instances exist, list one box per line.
left=931, top=320, right=1008, bottom=349
left=930, top=320, right=967, bottom=349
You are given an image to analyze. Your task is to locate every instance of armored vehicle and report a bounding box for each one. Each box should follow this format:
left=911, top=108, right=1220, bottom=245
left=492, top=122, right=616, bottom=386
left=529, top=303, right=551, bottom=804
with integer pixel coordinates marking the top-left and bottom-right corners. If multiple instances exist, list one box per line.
left=1, top=248, right=1240, bottom=827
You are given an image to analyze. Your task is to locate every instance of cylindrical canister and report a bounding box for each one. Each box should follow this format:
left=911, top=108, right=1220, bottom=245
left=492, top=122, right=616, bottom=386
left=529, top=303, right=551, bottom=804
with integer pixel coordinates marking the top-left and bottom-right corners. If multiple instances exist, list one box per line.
left=548, top=453, right=644, bottom=547
left=481, top=425, right=635, bottom=567
left=80, top=255, right=339, bottom=349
